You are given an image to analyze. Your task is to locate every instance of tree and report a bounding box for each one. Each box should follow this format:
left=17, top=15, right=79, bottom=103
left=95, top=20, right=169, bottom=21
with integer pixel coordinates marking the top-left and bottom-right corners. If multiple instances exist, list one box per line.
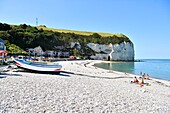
left=92, top=33, right=101, bottom=38
left=20, top=24, right=27, bottom=29
left=73, top=49, right=78, bottom=56
left=0, top=23, right=11, bottom=31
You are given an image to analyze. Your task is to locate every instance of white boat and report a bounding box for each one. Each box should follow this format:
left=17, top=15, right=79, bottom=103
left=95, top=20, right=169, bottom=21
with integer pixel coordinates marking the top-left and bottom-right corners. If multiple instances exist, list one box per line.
left=12, top=57, right=62, bottom=74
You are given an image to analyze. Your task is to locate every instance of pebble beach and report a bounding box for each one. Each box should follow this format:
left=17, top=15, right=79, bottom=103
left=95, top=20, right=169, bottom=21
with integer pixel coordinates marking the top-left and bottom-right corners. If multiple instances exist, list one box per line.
left=0, top=60, right=170, bottom=113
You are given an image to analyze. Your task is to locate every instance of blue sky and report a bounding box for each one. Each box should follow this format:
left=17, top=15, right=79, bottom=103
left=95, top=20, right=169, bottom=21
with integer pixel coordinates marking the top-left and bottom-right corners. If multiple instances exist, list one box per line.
left=0, top=0, right=170, bottom=59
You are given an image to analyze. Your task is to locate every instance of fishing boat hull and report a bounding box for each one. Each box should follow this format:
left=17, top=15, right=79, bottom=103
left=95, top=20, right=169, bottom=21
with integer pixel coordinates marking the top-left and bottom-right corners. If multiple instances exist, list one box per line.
left=12, top=58, right=62, bottom=74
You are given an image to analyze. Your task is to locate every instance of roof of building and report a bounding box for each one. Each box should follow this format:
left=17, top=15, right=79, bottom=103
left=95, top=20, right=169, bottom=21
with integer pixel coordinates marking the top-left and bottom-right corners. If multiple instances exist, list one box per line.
left=0, top=38, right=4, bottom=43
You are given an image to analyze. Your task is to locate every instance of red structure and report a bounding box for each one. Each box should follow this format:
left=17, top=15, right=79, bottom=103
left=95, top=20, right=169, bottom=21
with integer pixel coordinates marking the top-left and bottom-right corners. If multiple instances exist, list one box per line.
left=0, top=50, right=8, bottom=58
left=0, top=38, right=7, bottom=58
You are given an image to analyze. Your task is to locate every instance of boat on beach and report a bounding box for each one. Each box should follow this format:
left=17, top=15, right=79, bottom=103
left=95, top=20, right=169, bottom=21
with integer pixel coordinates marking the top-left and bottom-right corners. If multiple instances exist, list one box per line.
left=12, top=57, right=62, bottom=74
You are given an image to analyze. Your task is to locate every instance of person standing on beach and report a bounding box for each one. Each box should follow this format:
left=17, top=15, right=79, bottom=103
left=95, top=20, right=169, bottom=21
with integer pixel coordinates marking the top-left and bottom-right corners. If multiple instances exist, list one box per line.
left=140, top=72, right=142, bottom=75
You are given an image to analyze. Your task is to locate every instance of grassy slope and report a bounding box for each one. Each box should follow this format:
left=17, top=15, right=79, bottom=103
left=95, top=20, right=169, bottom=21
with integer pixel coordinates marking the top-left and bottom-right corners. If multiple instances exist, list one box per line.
left=37, top=26, right=124, bottom=37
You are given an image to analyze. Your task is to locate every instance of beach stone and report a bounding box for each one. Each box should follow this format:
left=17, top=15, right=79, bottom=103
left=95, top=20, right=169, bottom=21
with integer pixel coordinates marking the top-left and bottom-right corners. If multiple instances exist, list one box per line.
left=0, top=61, right=170, bottom=112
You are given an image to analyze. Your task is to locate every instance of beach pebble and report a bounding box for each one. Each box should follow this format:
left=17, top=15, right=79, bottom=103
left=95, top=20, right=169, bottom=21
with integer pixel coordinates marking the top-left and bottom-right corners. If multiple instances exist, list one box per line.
left=0, top=60, right=170, bottom=112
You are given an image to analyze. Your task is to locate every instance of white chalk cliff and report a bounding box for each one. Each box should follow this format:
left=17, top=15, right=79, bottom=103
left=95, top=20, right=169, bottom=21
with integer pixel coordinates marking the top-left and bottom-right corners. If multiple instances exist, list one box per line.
left=87, top=42, right=134, bottom=61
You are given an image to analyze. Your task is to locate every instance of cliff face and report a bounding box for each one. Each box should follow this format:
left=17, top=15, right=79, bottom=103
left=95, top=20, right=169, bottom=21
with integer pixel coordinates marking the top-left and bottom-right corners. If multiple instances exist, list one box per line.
left=87, top=42, right=134, bottom=61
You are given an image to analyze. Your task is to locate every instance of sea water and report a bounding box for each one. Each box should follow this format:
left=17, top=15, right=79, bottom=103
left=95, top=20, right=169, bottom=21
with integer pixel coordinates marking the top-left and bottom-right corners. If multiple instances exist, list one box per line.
left=94, top=59, right=170, bottom=80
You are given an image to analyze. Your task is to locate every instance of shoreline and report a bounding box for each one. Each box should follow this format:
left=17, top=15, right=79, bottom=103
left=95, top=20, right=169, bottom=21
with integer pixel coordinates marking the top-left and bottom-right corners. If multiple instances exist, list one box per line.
left=91, top=60, right=170, bottom=85
left=92, top=60, right=170, bottom=82
left=89, top=60, right=170, bottom=82
left=0, top=60, right=170, bottom=112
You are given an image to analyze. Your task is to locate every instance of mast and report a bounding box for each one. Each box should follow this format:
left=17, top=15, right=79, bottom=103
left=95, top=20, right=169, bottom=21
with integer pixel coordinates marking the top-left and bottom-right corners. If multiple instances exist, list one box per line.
left=36, top=18, right=38, bottom=26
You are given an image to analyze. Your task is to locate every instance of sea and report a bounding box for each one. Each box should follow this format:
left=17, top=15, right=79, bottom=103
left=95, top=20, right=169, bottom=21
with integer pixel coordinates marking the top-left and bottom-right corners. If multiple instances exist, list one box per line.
left=94, top=59, right=170, bottom=81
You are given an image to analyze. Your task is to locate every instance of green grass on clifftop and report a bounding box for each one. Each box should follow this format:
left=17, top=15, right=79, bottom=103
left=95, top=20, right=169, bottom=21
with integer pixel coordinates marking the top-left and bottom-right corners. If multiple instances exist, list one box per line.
left=37, top=26, right=125, bottom=37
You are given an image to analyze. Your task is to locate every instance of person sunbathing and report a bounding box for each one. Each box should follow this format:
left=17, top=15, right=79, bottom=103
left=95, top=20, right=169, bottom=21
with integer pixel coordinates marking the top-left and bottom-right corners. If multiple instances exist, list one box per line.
left=138, top=78, right=144, bottom=86
left=131, top=76, right=139, bottom=83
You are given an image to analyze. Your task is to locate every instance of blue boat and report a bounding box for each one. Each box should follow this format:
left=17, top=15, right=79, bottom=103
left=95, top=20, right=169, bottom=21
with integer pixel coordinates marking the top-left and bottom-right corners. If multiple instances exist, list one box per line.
left=12, top=57, right=62, bottom=74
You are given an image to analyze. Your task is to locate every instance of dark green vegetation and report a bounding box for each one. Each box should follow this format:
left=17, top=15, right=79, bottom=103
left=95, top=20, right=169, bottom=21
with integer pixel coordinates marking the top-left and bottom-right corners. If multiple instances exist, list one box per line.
left=0, top=23, right=132, bottom=56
